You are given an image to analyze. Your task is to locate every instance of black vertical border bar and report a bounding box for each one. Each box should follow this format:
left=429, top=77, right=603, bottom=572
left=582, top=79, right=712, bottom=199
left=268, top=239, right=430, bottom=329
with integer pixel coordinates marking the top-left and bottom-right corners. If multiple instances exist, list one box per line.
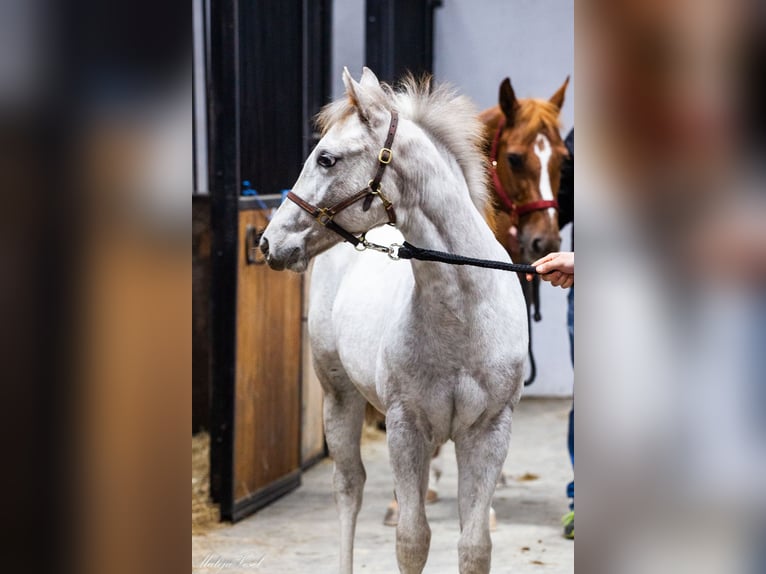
left=365, top=0, right=395, bottom=82
left=365, top=0, right=439, bottom=85
left=303, top=0, right=333, bottom=157
left=207, top=0, right=240, bottom=514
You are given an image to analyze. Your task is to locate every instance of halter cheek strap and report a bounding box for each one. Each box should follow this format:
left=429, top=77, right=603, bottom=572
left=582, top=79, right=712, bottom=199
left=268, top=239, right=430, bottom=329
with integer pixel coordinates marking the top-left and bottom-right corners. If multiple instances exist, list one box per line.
left=287, top=110, right=399, bottom=246
left=362, top=111, right=398, bottom=219
left=489, top=117, right=559, bottom=218
left=489, top=118, right=516, bottom=214
left=286, top=190, right=368, bottom=246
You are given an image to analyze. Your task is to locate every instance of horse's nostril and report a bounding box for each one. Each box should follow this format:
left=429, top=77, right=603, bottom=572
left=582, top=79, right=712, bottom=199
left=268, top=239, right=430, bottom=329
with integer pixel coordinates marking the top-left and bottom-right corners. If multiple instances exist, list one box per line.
left=531, top=238, right=543, bottom=253
left=260, top=236, right=270, bottom=257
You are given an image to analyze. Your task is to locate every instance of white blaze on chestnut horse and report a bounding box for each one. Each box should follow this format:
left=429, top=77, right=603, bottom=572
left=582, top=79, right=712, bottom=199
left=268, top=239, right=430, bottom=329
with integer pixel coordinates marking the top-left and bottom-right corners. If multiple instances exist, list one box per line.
left=260, top=68, right=527, bottom=574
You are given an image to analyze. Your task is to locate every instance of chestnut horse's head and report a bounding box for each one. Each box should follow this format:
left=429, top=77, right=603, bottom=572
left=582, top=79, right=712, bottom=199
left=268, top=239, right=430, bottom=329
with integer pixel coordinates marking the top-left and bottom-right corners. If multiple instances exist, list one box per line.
left=483, top=76, right=570, bottom=263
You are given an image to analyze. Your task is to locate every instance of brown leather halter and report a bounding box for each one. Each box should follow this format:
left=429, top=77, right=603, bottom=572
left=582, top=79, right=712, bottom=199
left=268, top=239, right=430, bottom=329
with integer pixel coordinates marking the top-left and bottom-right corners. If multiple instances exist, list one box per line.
left=287, top=111, right=399, bottom=248
left=489, top=117, right=559, bottom=220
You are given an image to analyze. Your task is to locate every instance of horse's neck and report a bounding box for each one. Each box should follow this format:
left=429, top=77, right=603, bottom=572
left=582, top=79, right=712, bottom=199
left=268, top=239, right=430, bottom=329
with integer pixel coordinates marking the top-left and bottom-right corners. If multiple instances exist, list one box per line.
left=395, top=139, right=507, bottom=298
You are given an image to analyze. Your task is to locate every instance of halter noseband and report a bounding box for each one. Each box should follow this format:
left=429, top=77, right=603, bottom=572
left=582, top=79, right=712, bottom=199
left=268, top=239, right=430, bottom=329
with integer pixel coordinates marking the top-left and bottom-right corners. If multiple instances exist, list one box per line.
left=287, top=111, right=399, bottom=248
left=489, top=117, right=559, bottom=218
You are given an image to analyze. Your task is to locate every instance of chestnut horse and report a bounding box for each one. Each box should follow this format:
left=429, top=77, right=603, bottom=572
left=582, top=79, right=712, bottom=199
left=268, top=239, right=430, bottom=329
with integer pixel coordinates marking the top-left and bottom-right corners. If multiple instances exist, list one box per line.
left=481, top=76, right=570, bottom=386
left=480, top=76, right=570, bottom=264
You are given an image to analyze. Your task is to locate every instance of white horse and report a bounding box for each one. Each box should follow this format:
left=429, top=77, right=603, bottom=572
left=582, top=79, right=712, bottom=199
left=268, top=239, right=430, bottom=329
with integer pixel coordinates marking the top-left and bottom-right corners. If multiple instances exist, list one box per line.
left=260, top=67, right=528, bottom=574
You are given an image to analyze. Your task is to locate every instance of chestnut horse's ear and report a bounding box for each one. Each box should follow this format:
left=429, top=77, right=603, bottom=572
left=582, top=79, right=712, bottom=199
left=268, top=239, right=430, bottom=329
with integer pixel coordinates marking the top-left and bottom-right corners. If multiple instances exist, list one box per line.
left=499, top=77, right=520, bottom=125
left=550, top=76, right=570, bottom=111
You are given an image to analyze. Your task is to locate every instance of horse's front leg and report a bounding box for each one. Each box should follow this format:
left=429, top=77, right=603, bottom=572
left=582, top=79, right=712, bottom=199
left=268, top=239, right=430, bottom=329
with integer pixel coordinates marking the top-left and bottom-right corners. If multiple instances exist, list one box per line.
left=323, top=387, right=367, bottom=574
left=383, top=444, right=442, bottom=527
left=386, top=404, right=433, bottom=574
left=454, top=407, right=513, bottom=574
left=427, top=445, right=443, bottom=503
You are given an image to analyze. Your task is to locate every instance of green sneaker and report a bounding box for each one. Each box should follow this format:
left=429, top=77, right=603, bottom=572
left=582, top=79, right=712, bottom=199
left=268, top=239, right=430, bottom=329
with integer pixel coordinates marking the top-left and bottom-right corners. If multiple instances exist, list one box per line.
left=561, top=510, right=574, bottom=539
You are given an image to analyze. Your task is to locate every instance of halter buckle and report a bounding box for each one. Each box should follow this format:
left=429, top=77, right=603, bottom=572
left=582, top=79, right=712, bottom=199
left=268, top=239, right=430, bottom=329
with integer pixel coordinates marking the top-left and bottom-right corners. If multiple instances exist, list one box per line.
left=378, top=147, right=393, bottom=164
left=316, top=209, right=333, bottom=226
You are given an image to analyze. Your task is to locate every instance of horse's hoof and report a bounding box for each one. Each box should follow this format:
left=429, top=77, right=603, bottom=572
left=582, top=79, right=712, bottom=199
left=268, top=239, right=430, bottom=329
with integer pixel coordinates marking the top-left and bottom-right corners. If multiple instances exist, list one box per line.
left=383, top=500, right=399, bottom=526
left=489, top=507, right=497, bottom=532
left=426, top=488, right=439, bottom=504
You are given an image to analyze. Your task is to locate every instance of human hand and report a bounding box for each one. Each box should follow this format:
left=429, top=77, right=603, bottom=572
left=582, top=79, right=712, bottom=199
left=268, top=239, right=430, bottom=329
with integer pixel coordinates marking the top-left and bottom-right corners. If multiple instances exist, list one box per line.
left=526, top=252, right=574, bottom=288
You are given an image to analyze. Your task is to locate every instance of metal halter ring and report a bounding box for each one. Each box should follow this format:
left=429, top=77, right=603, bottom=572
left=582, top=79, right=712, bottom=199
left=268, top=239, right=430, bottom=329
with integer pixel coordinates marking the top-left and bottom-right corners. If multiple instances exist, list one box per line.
left=387, top=243, right=401, bottom=260
left=378, top=147, right=393, bottom=164
left=367, top=179, right=381, bottom=194
left=316, top=209, right=333, bottom=226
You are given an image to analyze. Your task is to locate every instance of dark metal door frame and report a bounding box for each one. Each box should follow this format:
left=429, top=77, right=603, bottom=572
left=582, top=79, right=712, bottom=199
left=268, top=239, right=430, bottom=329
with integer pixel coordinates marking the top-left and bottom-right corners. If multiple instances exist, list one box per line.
left=206, top=0, right=332, bottom=522
left=207, top=0, right=240, bottom=508
left=365, top=0, right=440, bottom=84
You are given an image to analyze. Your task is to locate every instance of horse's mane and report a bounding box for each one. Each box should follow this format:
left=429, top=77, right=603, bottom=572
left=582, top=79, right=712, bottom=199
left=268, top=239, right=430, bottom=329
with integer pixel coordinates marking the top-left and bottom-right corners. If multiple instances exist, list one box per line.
left=317, top=74, right=489, bottom=212
left=512, top=99, right=562, bottom=144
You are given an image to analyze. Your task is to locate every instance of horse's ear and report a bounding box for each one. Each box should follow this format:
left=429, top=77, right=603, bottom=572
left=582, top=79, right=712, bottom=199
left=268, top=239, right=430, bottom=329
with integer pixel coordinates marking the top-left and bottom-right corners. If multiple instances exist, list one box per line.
left=342, top=66, right=382, bottom=123
left=342, top=67, right=362, bottom=107
left=550, top=76, right=570, bottom=111
left=360, top=67, right=380, bottom=91
left=499, top=78, right=520, bottom=125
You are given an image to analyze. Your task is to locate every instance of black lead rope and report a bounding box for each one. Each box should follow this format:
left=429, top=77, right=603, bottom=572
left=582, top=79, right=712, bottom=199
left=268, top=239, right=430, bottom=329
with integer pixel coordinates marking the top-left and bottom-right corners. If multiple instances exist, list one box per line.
left=396, top=242, right=539, bottom=275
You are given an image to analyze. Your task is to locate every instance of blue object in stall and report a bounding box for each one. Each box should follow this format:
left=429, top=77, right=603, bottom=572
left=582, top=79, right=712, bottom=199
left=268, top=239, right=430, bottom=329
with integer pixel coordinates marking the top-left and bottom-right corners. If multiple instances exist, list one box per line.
left=281, top=189, right=291, bottom=204
left=241, top=180, right=278, bottom=214
left=241, top=180, right=256, bottom=196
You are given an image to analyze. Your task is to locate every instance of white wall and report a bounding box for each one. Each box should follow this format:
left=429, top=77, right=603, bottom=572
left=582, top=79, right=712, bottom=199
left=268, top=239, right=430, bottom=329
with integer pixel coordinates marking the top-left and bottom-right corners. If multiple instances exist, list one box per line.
left=332, top=0, right=574, bottom=129
left=331, top=0, right=365, bottom=98
left=432, top=0, right=574, bottom=133
left=331, top=0, right=574, bottom=397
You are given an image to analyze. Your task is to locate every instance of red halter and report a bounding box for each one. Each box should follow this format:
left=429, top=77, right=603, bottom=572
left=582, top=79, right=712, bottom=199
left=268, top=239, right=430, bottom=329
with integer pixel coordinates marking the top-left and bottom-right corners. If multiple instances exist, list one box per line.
left=489, top=117, right=559, bottom=217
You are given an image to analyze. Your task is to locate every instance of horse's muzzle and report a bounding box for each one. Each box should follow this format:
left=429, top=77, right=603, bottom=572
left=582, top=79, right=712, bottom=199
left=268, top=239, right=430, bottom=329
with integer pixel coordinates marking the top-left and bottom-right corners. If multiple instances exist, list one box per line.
left=259, top=235, right=304, bottom=271
left=527, top=235, right=562, bottom=261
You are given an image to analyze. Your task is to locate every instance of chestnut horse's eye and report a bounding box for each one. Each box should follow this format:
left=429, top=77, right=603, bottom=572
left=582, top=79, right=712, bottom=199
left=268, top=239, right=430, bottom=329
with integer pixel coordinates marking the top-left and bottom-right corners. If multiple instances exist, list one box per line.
left=317, top=152, right=337, bottom=168
left=507, top=153, right=523, bottom=170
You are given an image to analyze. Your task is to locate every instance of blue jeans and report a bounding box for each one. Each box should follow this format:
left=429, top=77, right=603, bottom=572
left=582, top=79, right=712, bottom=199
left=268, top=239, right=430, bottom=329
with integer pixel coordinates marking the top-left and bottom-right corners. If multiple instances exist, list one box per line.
left=567, top=287, right=574, bottom=509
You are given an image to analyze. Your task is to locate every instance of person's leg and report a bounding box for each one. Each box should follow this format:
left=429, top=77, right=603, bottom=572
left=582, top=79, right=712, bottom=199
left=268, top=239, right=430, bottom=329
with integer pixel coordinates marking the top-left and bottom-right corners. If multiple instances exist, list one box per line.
left=568, top=286, right=574, bottom=364
left=563, top=286, right=575, bottom=538
left=567, top=286, right=574, bottom=494
left=567, top=406, right=574, bottom=509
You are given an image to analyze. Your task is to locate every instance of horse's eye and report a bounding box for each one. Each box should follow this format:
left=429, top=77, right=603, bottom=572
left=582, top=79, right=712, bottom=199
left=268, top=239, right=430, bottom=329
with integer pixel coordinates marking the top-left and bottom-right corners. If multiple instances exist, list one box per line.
left=317, top=152, right=337, bottom=168
left=507, top=153, right=523, bottom=169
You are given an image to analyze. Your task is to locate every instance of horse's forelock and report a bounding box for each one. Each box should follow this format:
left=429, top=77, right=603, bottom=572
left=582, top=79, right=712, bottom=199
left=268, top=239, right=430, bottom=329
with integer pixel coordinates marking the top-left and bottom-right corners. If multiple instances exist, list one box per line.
left=513, top=99, right=563, bottom=143
left=316, top=98, right=355, bottom=135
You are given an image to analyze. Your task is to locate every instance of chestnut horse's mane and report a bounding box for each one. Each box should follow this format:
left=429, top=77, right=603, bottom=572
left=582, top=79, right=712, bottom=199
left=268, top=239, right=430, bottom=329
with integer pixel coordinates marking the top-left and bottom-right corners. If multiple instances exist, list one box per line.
left=317, top=74, right=489, bottom=212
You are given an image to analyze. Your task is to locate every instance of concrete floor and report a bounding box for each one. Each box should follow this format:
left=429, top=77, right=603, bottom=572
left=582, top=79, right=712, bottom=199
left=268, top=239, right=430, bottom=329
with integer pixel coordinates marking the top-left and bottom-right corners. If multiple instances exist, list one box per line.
left=192, top=398, right=573, bottom=573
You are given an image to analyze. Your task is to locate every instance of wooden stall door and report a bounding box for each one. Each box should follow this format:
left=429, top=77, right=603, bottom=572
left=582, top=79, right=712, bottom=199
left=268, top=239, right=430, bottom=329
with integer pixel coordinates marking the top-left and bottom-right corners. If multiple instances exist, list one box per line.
left=229, top=208, right=303, bottom=520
